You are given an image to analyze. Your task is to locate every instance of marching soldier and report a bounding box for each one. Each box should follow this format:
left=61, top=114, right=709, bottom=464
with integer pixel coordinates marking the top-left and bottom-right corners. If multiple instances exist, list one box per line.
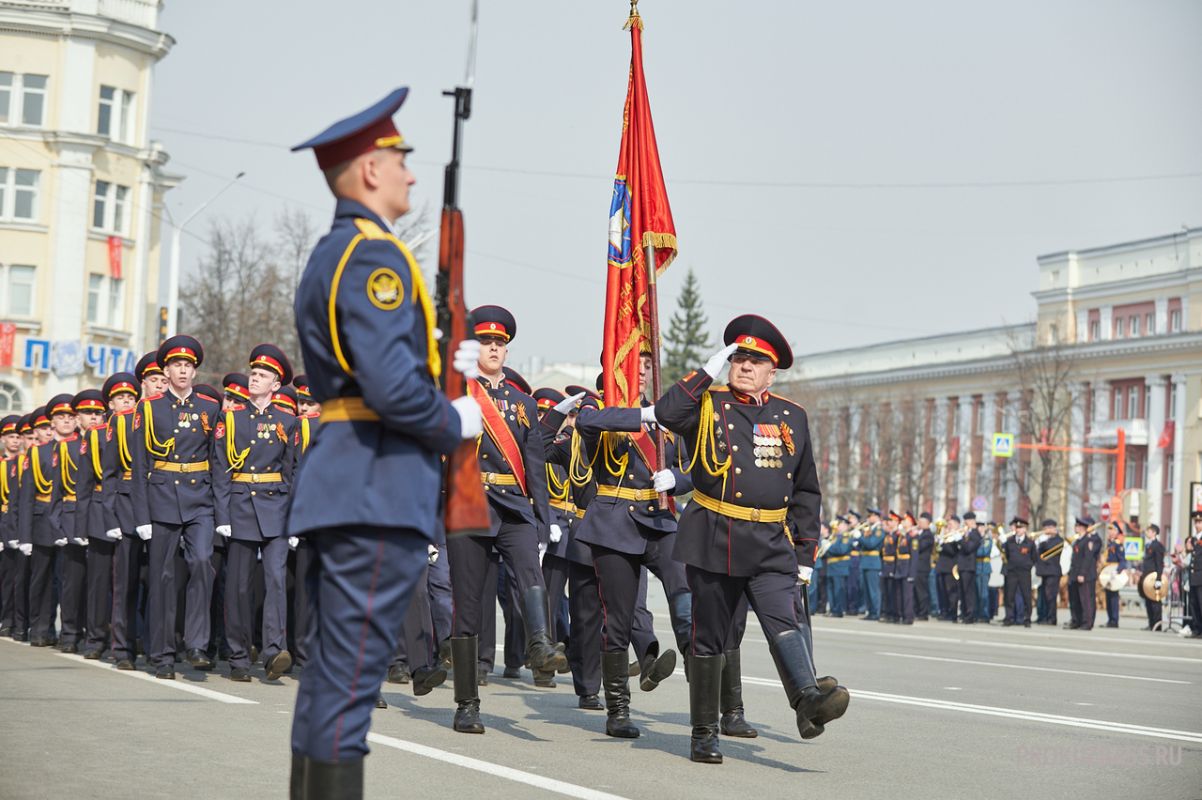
left=443, top=304, right=564, bottom=735
left=654, top=315, right=848, bottom=764
left=213, top=344, right=301, bottom=682
left=71, top=390, right=114, bottom=658
left=1102, top=522, right=1128, bottom=628
left=45, top=394, right=88, bottom=653
left=102, top=373, right=145, bottom=669
left=1065, top=516, right=1100, bottom=630
left=914, top=512, right=935, bottom=620
left=1034, top=519, right=1064, bottom=626
left=135, top=352, right=167, bottom=397
left=287, top=373, right=319, bottom=670
left=573, top=344, right=695, bottom=739
left=287, top=87, right=483, bottom=796
left=132, top=335, right=222, bottom=677
left=18, top=408, right=59, bottom=646
left=857, top=508, right=884, bottom=621
left=1001, top=518, right=1034, bottom=627
left=0, top=415, right=24, bottom=639
left=1138, top=523, right=1165, bottom=631
left=957, top=512, right=983, bottom=623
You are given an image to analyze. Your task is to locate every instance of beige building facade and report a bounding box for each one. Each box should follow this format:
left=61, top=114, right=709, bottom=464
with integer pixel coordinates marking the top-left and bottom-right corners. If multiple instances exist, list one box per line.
left=0, top=0, right=176, bottom=413
left=783, top=226, right=1202, bottom=547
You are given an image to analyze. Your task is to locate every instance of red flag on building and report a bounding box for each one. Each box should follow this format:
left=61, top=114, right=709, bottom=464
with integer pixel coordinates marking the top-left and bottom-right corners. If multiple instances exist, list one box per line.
left=1157, top=420, right=1174, bottom=449
left=107, top=235, right=123, bottom=279
left=601, top=6, right=677, bottom=408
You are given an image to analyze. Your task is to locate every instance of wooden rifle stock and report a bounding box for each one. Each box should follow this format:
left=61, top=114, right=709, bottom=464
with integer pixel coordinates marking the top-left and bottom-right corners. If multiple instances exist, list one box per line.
left=436, top=86, right=490, bottom=536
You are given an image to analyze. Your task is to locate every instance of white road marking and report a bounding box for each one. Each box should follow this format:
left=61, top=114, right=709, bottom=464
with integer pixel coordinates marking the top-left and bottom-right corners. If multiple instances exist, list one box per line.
left=813, top=626, right=1202, bottom=664
left=736, top=674, right=1202, bottom=744
left=368, top=733, right=632, bottom=800
left=877, top=650, right=1192, bottom=684
left=53, top=650, right=259, bottom=704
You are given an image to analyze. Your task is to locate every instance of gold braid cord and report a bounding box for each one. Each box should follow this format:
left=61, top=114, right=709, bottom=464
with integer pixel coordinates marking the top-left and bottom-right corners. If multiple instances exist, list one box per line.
left=224, top=410, right=249, bottom=472
left=546, top=463, right=570, bottom=504
left=568, top=430, right=596, bottom=489
left=30, top=445, right=53, bottom=495
left=116, top=415, right=134, bottom=472
left=59, top=441, right=76, bottom=495
left=143, top=400, right=174, bottom=459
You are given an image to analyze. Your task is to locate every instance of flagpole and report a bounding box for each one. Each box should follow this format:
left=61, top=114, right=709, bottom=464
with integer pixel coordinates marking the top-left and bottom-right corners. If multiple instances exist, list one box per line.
left=644, top=241, right=669, bottom=510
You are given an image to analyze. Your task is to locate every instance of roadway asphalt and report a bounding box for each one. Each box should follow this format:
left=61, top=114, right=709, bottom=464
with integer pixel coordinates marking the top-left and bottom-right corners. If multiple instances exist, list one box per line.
left=1, top=595, right=1200, bottom=800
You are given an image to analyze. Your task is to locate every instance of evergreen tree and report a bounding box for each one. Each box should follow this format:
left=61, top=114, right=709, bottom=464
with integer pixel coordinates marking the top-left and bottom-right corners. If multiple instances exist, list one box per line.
left=662, top=268, right=713, bottom=383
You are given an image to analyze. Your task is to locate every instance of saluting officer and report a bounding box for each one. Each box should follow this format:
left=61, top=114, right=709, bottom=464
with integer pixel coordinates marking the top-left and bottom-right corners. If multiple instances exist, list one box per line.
left=213, top=344, right=301, bottom=682
left=287, top=87, right=483, bottom=796
left=445, top=304, right=564, bottom=734
left=71, top=389, right=114, bottom=658
left=654, top=315, right=849, bottom=764
left=1001, top=518, right=1034, bottom=627
left=1065, top=516, right=1100, bottom=630
left=1034, top=519, right=1064, bottom=626
left=132, top=335, right=222, bottom=678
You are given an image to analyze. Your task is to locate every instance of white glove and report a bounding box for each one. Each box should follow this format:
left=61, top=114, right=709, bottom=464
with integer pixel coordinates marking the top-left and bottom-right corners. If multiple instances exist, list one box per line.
left=136, top=524, right=153, bottom=541
left=704, top=343, right=740, bottom=379
left=288, top=536, right=299, bottom=550
left=452, top=339, right=481, bottom=380
left=538, top=541, right=547, bottom=565
left=640, top=405, right=657, bottom=424
left=106, top=528, right=123, bottom=541
left=554, top=392, right=586, bottom=414
left=797, top=564, right=814, bottom=584
left=6, top=539, right=17, bottom=548
left=216, top=525, right=232, bottom=539
left=54, top=538, right=68, bottom=547
left=72, top=537, right=89, bottom=547
left=549, top=524, right=563, bottom=544
left=652, top=469, right=676, bottom=493
left=427, top=544, right=439, bottom=565
left=0, top=541, right=4, bottom=552
left=451, top=395, right=483, bottom=440
left=19, top=543, right=32, bottom=557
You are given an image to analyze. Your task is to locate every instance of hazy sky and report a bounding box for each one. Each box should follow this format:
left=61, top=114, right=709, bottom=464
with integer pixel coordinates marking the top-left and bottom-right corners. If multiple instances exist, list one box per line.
left=152, top=0, right=1202, bottom=369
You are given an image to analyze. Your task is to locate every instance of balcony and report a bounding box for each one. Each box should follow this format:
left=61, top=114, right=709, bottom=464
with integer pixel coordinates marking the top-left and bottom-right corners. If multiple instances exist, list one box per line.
left=1086, top=418, right=1148, bottom=447
left=0, top=0, right=160, bottom=29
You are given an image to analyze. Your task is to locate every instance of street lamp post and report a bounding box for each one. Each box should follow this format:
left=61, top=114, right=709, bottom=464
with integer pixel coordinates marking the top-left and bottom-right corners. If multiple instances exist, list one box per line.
left=164, top=171, right=246, bottom=339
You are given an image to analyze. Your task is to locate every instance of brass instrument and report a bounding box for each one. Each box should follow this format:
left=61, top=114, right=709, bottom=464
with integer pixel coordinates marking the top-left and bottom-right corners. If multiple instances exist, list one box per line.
left=816, top=536, right=834, bottom=560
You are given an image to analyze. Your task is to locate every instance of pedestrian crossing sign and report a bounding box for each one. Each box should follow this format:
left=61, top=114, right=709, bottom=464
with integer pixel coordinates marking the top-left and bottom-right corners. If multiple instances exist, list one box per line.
left=992, top=433, right=1015, bottom=458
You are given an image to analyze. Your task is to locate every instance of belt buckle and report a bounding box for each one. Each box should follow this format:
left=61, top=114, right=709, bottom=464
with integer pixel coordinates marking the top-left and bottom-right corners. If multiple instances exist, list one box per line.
left=484, top=472, right=497, bottom=485
left=250, top=473, right=260, bottom=483
left=750, top=508, right=762, bottom=523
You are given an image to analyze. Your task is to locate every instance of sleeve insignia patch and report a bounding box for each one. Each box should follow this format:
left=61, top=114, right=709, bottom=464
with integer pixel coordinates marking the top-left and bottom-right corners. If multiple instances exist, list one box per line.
left=367, top=267, right=403, bottom=311
left=215, top=421, right=225, bottom=441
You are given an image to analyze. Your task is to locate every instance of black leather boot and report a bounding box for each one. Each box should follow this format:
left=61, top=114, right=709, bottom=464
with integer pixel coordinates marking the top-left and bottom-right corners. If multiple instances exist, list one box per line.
left=289, top=753, right=305, bottom=800
left=719, top=649, right=758, bottom=738
left=601, top=651, right=639, bottom=738
left=300, top=757, right=364, bottom=800
left=451, top=636, right=485, bottom=734
left=770, top=629, right=849, bottom=739
left=522, top=586, right=568, bottom=672
left=689, top=653, right=723, bottom=763
left=639, top=645, right=677, bottom=692
left=411, top=665, right=447, bottom=697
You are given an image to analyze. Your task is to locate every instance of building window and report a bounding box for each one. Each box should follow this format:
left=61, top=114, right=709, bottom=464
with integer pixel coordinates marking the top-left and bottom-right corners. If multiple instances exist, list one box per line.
left=0, top=73, right=47, bottom=127
left=20, top=75, right=47, bottom=127
left=97, top=86, right=136, bottom=143
left=974, top=398, right=986, bottom=435
left=1168, top=309, right=1181, bottom=332
left=86, top=273, right=124, bottom=327
left=1127, top=385, right=1141, bottom=419
left=1164, top=453, right=1174, bottom=494
left=1114, top=317, right=1125, bottom=339
left=1088, top=319, right=1100, bottom=341
left=0, top=167, right=40, bottom=221
left=92, top=180, right=131, bottom=234
left=0, top=380, right=22, bottom=413
left=1168, top=382, right=1178, bottom=420
left=1111, top=388, right=1123, bottom=420
left=1, top=264, right=36, bottom=317
left=1145, top=312, right=1155, bottom=335
left=1130, top=315, right=1141, bottom=337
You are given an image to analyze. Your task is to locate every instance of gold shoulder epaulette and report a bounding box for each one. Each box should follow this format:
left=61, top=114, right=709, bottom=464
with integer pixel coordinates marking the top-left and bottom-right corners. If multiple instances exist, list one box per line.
left=354, top=218, right=387, bottom=240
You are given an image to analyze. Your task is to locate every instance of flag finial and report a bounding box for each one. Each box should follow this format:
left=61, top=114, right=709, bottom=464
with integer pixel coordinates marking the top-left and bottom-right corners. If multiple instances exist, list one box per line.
left=625, top=0, right=643, bottom=31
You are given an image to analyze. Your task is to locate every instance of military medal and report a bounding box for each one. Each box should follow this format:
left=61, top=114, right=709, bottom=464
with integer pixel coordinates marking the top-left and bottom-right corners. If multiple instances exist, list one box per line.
left=515, top=403, right=530, bottom=429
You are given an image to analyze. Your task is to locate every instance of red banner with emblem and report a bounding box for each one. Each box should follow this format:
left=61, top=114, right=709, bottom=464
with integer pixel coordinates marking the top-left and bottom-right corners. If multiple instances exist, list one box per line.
left=601, top=7, right=677, bottom=409
left=107, top=236, right=123, bottom=279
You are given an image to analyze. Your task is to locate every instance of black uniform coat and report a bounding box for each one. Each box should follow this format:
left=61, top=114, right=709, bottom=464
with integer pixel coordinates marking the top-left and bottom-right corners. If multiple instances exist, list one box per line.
left=212, top=403, right=300, bottom=541
left=72, top=425, right=110, bottom=541
left=1068, top=532, right=1102, bottom=582
left=1002, top=535, right=1036, bottom=573
left=1034, top=534, right=1063, bottom=577
left=957, top=528, right=983, bottom=573
left=102, top=409, right=145, bottom=534
left=18, top=443, right=59, bottom=546
left=655, top=371, right=821, bottom=577
left=473, top=377, right=550, bottom=535
left=133, top=390, right=222, bottom=527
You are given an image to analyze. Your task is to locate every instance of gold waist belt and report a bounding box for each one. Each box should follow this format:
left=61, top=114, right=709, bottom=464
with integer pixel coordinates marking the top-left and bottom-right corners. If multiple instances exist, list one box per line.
left=481, top=472, right=518, bottom=486
left=596, top=485, right=658, bottom=502
left=232, top=472, right=283, bottom=484
left=860, top=550, right=880, bottom=556
left=321, top=397, right=379, bottom=423
left=691, top=490, right=787, bottom=524
left=550, top=498, right=577, bottom=515
left=153, top=460, right=209, bottom=473
left=36, top=493, right=51, bottom=503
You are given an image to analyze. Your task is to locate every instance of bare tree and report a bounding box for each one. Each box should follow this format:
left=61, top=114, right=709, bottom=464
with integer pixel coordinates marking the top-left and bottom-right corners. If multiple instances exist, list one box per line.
left=1003, top=333, right=1078, bottom=522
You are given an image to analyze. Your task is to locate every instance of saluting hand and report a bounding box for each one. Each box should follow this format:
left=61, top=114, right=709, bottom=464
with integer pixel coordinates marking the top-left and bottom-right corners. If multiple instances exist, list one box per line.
left=554, top=392, right=586, bottom=414
left=704, top=343, right=740, bottom=380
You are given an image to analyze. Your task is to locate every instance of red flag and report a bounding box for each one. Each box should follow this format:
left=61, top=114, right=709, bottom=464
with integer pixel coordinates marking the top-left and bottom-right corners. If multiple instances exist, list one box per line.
left=107, top=235, right=123, bottom=279
left=602, top=8, right=677, bottom=408
left=1157, top=420, right=1174, bottom=449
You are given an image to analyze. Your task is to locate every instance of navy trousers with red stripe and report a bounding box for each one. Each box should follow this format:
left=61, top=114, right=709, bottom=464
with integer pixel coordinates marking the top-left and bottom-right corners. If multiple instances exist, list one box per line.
left=290, top=526, right=428, bottom=762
